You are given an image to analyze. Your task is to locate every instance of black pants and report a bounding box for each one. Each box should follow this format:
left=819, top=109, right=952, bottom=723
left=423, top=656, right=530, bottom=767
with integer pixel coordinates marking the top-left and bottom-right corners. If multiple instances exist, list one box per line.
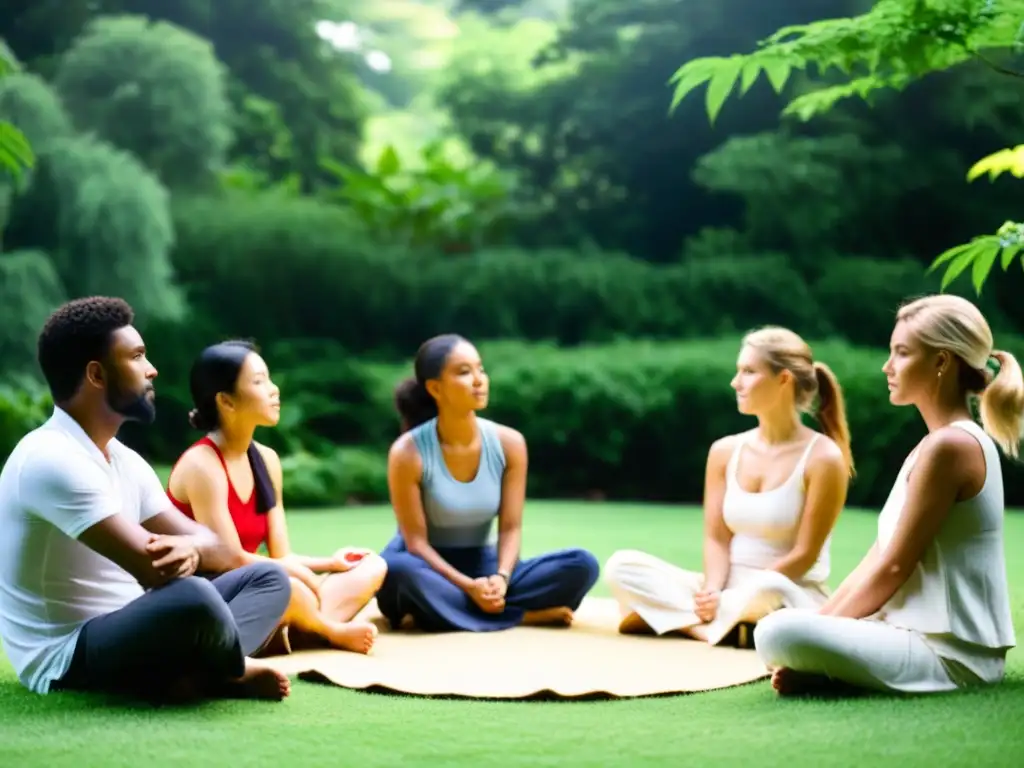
left=55, top=563, right=290, bottom=699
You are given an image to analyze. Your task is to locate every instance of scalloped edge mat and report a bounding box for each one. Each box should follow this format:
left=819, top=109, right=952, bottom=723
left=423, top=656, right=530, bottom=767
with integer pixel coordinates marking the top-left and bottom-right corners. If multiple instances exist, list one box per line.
left=260, top=597, right=769, bottom=700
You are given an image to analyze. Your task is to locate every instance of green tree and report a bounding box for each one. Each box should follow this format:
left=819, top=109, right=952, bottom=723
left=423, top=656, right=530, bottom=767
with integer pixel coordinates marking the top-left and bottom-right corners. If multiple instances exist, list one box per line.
left=54, top=15, right=232, bottom=189
left=1, top=1, right=368, bottom=192
left=25, top=135, right=183, bottom=322
left=437, top=0, right=862, bottom=258
left=0, top=250, right=66, bottom=380
left=667, top=0, right=1024, bottom=292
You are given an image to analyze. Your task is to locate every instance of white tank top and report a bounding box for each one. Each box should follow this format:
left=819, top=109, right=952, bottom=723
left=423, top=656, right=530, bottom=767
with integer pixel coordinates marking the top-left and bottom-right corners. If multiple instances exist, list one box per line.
left=877, top=420, right=1016, bottom=675
left=721, top=432, right=829, bottom=584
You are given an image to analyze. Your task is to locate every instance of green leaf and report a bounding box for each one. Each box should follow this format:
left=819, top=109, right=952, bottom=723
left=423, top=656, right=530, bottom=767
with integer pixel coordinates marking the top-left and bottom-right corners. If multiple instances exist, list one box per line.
left=739, top=60, right=761, bottom=95
left=667, top=57, right=722, bottom=114
left=0, top=122, right=34, bottom=165
left=940, top=240, right=989, bottom=291
left=0, top=121, right=34, bottom=181
left=927, top=241, right=975, bottom=273
left=761, top=58, right=793, bottom=93
left=706, top=57, right=745, bottom=124
left=971, top=242, right=1000, bottom=294
left=376, top=145, right=401, bottom=177
left=1001, top=242, right=1022, bottom=270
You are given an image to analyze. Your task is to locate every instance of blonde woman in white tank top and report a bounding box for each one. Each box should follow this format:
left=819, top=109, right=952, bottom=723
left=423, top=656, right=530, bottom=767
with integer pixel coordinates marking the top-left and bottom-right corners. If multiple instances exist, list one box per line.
left=605, top=327, right=854, bottom=646
left=757, top=295, right=1018, bottom=696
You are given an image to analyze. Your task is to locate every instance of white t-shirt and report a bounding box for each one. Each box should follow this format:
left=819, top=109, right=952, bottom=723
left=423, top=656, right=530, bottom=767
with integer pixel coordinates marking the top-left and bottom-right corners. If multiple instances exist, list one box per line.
left=0, top=407, right=169, bottom=693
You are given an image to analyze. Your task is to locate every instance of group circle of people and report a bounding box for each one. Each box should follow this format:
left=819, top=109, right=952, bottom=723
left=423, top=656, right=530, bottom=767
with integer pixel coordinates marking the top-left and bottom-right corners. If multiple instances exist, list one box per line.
left=0, top=292, right=1016, bottom=703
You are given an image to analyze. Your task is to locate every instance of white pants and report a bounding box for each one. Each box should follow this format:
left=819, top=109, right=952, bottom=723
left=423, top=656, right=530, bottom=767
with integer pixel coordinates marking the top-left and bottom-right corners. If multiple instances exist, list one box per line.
left=604, top=550, right=828, bottom=646
left=754, top=608, right=960, bottom=693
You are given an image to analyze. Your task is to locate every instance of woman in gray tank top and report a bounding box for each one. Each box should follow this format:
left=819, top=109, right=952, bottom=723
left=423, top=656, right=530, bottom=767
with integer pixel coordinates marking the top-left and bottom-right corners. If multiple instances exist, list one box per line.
left=376, top=334, right=600, bottom=632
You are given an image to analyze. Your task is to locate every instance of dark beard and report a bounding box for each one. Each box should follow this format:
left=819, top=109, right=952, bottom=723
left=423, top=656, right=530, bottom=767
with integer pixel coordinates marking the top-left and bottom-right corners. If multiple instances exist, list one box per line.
left=107, top=378, right=156, bottom=425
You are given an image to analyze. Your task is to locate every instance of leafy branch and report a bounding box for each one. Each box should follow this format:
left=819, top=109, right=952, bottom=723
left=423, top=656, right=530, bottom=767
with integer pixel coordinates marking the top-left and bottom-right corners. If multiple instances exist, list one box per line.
left=667, top=0, right=1022, bottom=123
left=928, top=146, right=1024, bottom=292
left=666, top=0, right=1024, bottom=294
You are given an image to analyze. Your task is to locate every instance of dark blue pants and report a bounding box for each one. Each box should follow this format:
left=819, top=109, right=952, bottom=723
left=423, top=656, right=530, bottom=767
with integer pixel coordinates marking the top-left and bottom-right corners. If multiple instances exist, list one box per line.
left=377, top=535, right=600, bottom=632
left=55, top=563, right=290, bottom=699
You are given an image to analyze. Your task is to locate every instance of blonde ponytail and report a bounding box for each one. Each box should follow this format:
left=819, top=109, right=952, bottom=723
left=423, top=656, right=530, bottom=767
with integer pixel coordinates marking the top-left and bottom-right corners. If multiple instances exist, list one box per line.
left=813, top=361, right=855, bottom=477
left=979, top=350, right=1024, bottom=459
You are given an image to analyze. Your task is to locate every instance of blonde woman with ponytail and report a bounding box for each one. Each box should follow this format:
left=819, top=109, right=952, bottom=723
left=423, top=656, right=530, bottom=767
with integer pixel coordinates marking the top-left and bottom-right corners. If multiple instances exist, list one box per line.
left=757, top=295, right=1019, bottom=696
left=606, top=327, right=853, bottom=647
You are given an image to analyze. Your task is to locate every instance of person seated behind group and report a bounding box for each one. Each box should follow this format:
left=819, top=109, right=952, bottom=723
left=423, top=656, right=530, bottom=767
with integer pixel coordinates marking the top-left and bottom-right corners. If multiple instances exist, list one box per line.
left=605, top=327, right=853, bottom=646
left=376, top=333, right=600, bottom=632
left=756, top=295, right=1017, bottom=696
left=166, top=340, right=385, bottom=655
left=0, top=298, right=292, bottom=702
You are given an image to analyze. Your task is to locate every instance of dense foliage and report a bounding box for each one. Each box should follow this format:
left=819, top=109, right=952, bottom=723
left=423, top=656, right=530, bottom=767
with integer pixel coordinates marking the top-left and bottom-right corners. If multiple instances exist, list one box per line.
left=2, top=1, right=1022, bottom=509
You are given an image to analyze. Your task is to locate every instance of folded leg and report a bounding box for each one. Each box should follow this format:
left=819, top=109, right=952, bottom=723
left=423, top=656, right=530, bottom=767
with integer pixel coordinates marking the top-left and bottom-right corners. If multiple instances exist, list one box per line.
left=604, top=549, right=704, bottom=635
left=56, top=563, right=290, bottom=701
left=754, top=608, right=958, bottom=695
left=504, top=548, right=600, bottom=619
left=377, top=550, right=518, bottom=632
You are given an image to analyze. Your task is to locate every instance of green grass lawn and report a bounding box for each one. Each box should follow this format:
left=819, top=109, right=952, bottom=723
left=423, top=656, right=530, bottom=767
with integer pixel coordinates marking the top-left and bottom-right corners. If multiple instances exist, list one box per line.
left=2, top=503, right=1023, bottom=767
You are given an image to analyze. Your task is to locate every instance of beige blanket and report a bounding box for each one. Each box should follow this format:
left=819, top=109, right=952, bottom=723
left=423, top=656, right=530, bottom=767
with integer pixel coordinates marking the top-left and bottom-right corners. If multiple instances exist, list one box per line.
left=261, top=597, right=769, bottom=700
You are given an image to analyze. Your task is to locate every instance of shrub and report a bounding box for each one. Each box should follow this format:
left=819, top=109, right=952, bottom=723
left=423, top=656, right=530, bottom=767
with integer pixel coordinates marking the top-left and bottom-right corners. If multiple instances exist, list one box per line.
left=12, top=335, right=1024, bottom=510
left=370, top=336, right=1024, bottom=509
left=0, top=385, right=52, bottom=462
left=281, top=447, right=389, bottom=509
left=170, top=193, right=834, bottom=353
left=814, top=257, right=1016, bottom=346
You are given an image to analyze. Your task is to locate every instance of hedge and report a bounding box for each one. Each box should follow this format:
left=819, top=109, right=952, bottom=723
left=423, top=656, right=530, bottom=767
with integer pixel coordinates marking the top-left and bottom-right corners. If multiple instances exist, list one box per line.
left=168, top=195, right=1020, bottom=359
left=168, top=194, right=835, bottom=357
left=6, top=337, right=1024, bottom=509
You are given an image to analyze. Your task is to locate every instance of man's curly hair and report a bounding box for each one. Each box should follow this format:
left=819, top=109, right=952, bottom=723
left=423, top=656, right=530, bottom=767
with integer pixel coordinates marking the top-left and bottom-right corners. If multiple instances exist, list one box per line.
left=37, top=297, right=135, bottom=401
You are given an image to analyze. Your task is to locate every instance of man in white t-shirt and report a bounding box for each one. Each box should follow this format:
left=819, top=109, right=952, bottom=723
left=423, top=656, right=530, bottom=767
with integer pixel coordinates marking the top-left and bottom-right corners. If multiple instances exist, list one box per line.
left=0, top=297, right=293, bottom=702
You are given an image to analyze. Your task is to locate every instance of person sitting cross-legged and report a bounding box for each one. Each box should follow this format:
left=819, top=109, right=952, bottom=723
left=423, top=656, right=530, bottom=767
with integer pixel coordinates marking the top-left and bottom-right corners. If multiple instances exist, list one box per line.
left=756, top=295, right=1018, bottom=697
left=166, top=340, right=385, bottom=656
left=377, top=334, right=601, bottom=633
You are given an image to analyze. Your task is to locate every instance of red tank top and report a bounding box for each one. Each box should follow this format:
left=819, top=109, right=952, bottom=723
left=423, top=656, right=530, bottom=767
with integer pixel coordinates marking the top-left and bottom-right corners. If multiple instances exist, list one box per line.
left=167, top=436, right=269, bottom=554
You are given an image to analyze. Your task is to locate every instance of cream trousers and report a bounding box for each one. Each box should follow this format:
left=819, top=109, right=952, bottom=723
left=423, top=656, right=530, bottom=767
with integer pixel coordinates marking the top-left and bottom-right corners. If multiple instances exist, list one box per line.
left=754, top=608, right=960, bottom=693
left=604, top=549, right=828, bottom=646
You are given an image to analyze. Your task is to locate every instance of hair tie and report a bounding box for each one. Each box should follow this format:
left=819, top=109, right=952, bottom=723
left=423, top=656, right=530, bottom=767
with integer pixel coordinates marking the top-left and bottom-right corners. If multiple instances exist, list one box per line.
left=986, top=355, right=1001, bottom=377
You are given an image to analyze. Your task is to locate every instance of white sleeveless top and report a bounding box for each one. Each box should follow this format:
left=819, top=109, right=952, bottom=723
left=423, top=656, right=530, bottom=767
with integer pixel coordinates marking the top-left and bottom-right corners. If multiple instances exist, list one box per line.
left=876, top=420, right=1015, bottom=681
left=722, top=432, right=829, bottom=584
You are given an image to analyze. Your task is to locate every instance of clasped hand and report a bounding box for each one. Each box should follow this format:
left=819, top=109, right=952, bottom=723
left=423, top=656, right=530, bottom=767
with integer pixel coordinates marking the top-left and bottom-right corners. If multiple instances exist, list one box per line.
left=467, top=574, right=507, bottom=614
left=693, top=589, right=719, bottom=623
left=145, top=534, right=200, bottom=584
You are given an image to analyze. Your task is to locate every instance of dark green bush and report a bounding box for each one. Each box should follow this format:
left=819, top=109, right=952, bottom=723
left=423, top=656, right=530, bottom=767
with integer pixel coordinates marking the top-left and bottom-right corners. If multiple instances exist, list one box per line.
left=8, top=335, right=1024, bottom=509
left=280, top=447, right=388, bottom=508
left=814, top=257, right=1016, bottom=346
left=169, top=194, right=834, bottom=354
left=0, top=385, right=53, bottom=462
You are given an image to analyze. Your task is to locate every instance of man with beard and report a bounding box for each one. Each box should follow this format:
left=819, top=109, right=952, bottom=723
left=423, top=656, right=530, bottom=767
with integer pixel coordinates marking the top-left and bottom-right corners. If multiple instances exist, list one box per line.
left=0, top=297, right=293, bottom=702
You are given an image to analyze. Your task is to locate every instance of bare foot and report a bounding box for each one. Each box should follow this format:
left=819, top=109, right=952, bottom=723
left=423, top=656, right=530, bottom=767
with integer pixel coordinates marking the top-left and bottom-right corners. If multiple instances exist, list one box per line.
left=618, top=612, right=655, bottom=635
left=523, top=606, right=574, bottom=627
left=225, top=659, right=291, bottom=701
left=325, top=620, right=378, bottom=654
left=771, top=667, right=832, bottom=697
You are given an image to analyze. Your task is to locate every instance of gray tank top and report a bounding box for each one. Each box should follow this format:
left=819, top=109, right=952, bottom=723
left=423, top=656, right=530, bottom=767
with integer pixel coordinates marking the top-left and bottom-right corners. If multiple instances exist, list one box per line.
left=411, top=417, right=506, bottom=548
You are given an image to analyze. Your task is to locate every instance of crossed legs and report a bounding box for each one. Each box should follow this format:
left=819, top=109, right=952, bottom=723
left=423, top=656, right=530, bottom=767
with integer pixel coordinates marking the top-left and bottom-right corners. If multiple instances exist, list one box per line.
left=275, top=551, right=387, bottom=655
left=55, top=562, right=292, bottom=703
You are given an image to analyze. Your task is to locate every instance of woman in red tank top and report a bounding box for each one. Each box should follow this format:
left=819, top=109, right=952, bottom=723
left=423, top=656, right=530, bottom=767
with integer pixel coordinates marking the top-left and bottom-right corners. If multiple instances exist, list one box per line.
left=166, top=340, right=386, bottom=655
